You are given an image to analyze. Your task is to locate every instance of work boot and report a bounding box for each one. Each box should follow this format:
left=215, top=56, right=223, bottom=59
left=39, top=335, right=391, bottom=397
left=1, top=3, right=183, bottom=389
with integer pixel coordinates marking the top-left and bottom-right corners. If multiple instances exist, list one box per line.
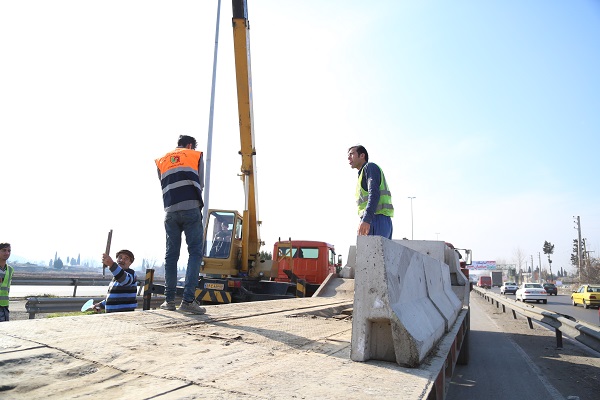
left=179, top=300, right=206, bottom=315
left=160, top=300, right=176, bottom=311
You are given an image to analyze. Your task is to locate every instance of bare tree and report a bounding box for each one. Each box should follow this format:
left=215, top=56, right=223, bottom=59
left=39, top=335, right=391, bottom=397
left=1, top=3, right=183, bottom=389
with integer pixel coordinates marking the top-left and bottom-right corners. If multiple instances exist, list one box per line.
left=513, top=247, right=526, bottom=273
left=512, top=248, right=527, bottom=284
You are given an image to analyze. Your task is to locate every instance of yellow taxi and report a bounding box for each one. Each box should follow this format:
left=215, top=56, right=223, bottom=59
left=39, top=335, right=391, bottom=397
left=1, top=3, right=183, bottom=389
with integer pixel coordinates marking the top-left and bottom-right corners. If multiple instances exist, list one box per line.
left=571, top=284, right=600, bottom=309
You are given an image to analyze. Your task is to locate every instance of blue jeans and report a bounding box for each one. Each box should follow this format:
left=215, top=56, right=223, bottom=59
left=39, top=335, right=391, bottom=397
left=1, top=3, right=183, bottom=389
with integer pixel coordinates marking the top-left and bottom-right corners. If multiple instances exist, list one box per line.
left=368, top=214, right=393, bottom=239
left=0, top=306, right=9, bottom=322
left=164, top=208, right=203, bottom=303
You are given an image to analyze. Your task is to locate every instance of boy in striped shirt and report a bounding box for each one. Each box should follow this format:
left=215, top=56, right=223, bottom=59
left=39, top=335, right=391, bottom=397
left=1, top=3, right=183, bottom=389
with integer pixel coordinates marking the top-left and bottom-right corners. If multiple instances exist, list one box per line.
left=92, top=250, right=138, bottom=313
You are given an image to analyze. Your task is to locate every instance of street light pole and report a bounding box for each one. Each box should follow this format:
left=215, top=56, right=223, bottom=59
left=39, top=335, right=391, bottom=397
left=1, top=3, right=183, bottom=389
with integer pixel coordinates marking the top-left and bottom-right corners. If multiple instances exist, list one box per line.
left=408, top=196, right=415, bottom=240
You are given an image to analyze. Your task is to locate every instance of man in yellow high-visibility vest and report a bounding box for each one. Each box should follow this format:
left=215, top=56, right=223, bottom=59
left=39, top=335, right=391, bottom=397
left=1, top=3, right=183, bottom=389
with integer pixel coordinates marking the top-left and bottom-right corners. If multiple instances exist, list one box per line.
left=0, top=243, right=14, bottom=322
left=347, top=145, right=394, bottom=239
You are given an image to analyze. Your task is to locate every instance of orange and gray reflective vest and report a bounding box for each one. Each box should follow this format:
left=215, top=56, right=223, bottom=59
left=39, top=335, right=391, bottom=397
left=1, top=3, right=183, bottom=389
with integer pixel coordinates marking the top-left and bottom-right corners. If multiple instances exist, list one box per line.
left=155, top=148, right=203, bottom=212
left=0, top=265, right=14, bottom=307
left=356, top=163, right=394, bottom=218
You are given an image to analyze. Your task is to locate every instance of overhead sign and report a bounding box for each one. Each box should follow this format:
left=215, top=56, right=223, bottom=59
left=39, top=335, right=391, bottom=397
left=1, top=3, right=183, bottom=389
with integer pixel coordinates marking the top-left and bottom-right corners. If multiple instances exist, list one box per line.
left=468, top=261, right=497, bottom=270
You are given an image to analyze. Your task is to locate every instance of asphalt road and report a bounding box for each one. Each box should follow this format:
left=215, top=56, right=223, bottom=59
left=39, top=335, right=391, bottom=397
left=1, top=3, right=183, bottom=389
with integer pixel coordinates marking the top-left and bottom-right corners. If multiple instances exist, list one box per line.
left=447, top=293, right=600, bottom=400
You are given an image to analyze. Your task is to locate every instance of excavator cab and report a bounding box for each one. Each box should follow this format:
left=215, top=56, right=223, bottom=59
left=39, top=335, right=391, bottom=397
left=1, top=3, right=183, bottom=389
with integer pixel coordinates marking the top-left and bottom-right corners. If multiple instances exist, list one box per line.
left=202, top=210, right=243, bottom=276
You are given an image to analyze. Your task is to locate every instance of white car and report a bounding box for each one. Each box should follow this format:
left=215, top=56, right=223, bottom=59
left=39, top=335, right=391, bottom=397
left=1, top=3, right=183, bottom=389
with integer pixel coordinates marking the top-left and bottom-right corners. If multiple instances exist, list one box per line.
left=500, top=282, right=518, bottom=295
left=515, top=283, right=547, bottom=304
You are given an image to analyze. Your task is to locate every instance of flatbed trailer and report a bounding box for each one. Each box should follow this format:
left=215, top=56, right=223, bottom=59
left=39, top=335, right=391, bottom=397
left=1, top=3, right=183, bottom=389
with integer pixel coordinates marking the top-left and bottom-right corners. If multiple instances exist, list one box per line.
left=0, top=284, right=468, bottom=399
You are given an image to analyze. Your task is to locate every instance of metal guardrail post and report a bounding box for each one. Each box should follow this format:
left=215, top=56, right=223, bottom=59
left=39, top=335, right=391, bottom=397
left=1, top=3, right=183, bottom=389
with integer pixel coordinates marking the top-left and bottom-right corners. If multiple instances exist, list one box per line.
left=143, top=269, right=155, bottom=310
left=72, top=278, right=78, bottom=297
left=555, top=328, right=563, bottom=349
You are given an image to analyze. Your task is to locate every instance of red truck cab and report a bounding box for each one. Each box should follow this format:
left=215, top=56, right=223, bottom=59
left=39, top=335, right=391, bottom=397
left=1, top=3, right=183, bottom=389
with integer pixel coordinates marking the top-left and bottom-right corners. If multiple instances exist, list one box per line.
left=272, top=240, right=338, bottom=285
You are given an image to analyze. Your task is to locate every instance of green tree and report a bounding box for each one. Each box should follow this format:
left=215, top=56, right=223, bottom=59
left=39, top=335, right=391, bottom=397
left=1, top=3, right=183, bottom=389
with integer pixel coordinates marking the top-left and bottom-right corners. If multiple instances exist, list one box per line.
left=259, top=251, right=272, bottom=261
left=571, top=239, right=581, bottom=267
left=543, top=241, right=555, bottom=281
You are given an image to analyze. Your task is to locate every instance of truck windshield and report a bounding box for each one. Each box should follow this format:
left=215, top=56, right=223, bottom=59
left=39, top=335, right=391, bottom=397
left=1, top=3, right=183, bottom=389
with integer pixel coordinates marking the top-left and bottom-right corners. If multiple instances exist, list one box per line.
left=278, top=247, right=319, bottom=259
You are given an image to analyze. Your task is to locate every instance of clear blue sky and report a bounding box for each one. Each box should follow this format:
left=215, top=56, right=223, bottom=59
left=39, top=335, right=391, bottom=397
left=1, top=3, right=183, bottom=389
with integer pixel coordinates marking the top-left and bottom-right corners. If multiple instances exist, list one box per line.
left=1, top=1, right=598, bottom=275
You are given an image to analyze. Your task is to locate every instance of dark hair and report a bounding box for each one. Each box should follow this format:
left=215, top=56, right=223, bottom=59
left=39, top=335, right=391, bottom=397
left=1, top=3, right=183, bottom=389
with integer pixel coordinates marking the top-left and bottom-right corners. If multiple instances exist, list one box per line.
left=178, top=135, right=197, bottom=150
left=116, top=249, right=135, bottom=262
left=0, top=243, right=10, bottom=250
left=348, top=145, right=369, bottom=162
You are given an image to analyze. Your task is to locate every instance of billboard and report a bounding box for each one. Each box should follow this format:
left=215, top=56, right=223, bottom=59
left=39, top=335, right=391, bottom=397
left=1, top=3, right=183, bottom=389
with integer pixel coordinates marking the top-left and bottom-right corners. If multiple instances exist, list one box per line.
left=468, top=261, right=497, bottom=270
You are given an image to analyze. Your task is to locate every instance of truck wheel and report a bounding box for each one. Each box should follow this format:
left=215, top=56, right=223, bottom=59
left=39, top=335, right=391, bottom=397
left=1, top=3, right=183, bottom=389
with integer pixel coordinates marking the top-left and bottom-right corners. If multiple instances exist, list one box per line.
left=543, top=299, right=547, bottom=304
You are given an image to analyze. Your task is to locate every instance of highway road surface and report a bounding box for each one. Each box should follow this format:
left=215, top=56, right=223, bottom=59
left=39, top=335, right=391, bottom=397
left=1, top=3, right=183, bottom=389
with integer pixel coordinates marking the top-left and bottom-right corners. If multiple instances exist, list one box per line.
left=448, top=293, right=600, bottom=400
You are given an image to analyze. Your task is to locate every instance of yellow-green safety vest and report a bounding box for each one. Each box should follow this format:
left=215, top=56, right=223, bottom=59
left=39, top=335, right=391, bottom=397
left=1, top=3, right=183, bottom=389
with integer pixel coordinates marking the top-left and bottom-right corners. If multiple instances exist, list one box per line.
left=0, top=265, right=14, bottom=307
left=356, top=164, right=394, bottom=217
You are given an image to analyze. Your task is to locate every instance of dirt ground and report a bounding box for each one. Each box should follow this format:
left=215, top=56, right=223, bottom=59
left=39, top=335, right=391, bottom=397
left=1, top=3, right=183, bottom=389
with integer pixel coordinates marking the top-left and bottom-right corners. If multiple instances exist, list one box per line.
left=472, top=294, right=600, bottom=398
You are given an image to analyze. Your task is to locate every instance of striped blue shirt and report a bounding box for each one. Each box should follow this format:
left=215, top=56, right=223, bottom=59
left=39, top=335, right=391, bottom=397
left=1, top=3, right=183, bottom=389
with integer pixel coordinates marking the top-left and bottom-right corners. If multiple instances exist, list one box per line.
left=101, top=265, right=138, bottom=313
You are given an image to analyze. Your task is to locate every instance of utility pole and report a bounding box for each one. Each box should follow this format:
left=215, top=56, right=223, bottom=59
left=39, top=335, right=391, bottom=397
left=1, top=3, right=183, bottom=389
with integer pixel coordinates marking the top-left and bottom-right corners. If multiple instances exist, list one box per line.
left=586, top=250, right=595, bottom=269
left=538, top=252, right=542, bottom=283
left=530, top=255, right=534, bottom=282
left=574, top=216, right=582, bottom=282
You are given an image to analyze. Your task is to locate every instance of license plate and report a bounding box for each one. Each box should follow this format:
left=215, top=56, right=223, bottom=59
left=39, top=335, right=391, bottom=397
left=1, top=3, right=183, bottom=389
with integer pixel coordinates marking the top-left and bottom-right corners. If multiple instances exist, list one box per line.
left=205, top=283, right=225, bottom=290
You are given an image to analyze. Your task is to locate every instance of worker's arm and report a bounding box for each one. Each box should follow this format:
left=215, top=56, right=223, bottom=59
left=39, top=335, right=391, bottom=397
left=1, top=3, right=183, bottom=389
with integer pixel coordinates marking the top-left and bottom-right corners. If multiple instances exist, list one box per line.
left=102, top=254, right=136, bottom=285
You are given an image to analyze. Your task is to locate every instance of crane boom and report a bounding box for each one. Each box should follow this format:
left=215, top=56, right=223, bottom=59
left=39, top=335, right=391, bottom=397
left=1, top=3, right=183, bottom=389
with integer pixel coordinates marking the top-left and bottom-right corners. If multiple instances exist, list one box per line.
left=201, top=0, right=261, bottom=277
left=232, top=0, right=260, bottom=273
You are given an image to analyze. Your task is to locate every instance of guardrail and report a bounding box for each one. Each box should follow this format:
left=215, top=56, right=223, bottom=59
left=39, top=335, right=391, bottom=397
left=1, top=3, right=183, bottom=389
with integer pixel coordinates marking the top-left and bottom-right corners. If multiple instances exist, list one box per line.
left=473, top=286, right=600, bottom=353
left=13, top=276, right=165, bottom=297
left=25, top=296, right=166, bottom=319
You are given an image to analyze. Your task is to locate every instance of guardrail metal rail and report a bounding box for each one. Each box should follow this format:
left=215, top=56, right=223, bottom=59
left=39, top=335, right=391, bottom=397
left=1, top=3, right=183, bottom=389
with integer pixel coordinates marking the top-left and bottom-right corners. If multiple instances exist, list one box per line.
left=13, top=276, right=165, bottom=297
left=473, top=286, right=600, bottom=353
left=25, top=296, right=166, bottom=319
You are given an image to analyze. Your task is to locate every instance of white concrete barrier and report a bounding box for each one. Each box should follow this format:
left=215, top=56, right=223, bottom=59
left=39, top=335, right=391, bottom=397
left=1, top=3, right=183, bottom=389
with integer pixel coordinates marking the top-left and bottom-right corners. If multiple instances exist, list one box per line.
left=396, top=240, right=469, bottom=306
left=422, top=256, right=460, bottom=332
left=339, top=245, right=356, bottom=279
left=351, top=236, right=446, bottom=367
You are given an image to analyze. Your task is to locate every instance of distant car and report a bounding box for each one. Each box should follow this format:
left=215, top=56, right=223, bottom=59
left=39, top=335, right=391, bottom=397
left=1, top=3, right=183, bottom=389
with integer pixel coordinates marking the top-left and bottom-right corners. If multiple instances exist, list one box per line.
left=543, top=283, right=558, bottom=296
left=500, top=282, right=518, bottom=295
left=516, top=283, right=547, bottom=304
left=571, top=284, right=600, bottom=309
